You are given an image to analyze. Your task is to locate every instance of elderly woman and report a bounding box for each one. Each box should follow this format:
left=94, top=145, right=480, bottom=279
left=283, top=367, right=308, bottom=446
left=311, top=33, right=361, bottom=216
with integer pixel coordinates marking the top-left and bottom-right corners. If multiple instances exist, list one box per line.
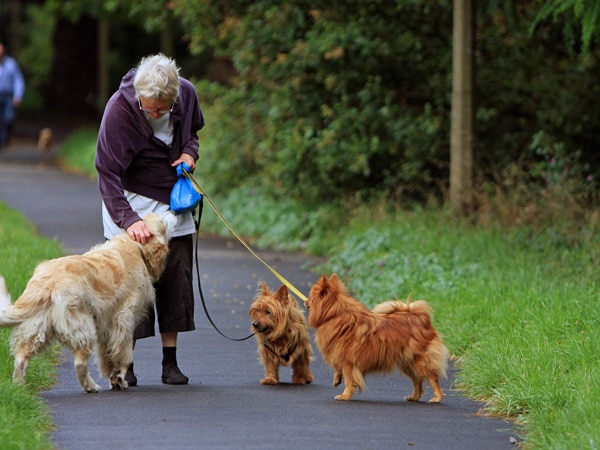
left=96, top=54, right=204, bottom=386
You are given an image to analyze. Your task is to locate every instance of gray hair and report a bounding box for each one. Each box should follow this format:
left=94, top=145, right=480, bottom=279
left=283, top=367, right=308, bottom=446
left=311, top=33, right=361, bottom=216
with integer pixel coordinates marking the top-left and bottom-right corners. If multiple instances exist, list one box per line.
left=133, top=53, right=180, bottom=103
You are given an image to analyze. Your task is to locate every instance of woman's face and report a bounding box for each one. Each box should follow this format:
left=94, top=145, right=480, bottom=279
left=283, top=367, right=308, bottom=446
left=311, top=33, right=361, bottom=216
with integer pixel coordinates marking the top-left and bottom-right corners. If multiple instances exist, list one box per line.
left=138, top=97, right=174, bottom=117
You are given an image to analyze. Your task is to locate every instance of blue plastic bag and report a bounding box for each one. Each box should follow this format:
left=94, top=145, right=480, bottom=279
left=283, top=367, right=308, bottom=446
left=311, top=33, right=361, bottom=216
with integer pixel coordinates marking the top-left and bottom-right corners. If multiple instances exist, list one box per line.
left=170, top=162, right=202, bottom=215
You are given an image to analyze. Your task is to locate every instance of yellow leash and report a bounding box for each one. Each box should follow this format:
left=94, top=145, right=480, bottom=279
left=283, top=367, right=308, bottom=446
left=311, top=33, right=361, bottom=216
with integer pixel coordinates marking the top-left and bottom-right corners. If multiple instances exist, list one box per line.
left=182, top=169, right=308, bottom=302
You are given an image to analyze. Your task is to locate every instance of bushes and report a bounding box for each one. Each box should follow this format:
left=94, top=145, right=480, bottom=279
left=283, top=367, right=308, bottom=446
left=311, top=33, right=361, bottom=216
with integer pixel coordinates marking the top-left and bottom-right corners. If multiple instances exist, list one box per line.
left=183, top=1, right=600, bottom=211
left=184, top=0, right=452, bottom=204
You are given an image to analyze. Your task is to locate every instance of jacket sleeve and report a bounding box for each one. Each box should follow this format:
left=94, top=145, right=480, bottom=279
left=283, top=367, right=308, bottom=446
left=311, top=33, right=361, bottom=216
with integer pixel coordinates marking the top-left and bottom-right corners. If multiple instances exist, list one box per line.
left=95, top=95, right=144, bottom=230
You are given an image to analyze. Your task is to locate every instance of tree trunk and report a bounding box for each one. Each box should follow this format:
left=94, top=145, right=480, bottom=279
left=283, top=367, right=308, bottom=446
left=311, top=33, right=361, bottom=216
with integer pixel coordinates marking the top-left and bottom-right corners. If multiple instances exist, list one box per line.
left=48, top=16, right=97, bottom=117
left=8, top=0, right=21, bottom=54
left=450, top=0, right=474, bottom=213
left=160, top=13, right=175, bottom=56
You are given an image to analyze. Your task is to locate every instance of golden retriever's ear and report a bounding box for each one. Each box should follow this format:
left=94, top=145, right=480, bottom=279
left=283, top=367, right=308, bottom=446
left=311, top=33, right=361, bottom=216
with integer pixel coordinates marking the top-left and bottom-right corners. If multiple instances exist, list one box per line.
left=275, top=285, right=289, bottom=303
left=143, top=240, right=169, bottom=281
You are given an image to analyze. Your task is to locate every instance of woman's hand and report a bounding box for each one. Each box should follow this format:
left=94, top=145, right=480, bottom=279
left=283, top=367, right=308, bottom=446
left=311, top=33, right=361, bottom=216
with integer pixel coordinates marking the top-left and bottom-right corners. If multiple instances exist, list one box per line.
left=126, top=220, right=154, bottom=244
left=171, top=153, right=196, bottom=171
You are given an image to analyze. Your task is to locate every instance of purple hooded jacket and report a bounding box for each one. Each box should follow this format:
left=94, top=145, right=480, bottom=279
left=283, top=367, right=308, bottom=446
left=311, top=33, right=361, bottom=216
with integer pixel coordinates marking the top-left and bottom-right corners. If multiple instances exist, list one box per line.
left=95, top=68, right=204, bottom=231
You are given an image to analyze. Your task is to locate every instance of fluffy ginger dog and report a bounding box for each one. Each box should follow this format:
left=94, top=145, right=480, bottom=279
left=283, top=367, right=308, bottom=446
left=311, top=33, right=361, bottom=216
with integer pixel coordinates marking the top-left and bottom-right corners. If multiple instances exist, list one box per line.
left=0, top=212, right=175, bottom=393
left=249, top=283, right=313, bottom=385
left=306, top=273, right=448, bottom=402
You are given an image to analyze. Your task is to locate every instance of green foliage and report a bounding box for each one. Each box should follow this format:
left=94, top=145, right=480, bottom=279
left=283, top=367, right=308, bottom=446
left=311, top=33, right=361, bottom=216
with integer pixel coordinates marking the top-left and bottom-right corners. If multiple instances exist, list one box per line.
left=532, top=0, right=600, bottom=52
left=26, top=0, right=600, bottom=208
left=472, top=4, right=600, bottom=201
left=177, top=0, right=600, bottom=210
left=529, top=130, right=593, bottom=195
left=181, top=0, right=453, bottom=204
left=45, top=0, right=182, bottom=39
left=196, top=181, right=363, bottom=256
left=13, top=4, right=56, bottom=111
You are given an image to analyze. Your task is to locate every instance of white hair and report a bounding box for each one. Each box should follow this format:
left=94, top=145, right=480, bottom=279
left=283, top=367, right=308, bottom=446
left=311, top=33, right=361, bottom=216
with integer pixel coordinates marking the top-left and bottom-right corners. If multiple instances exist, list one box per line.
left=133, top=53, right=181, bottom=102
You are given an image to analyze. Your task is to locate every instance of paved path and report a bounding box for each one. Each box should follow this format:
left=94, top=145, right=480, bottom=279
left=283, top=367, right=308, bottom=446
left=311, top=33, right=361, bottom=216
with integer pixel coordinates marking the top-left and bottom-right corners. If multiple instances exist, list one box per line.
left=0, top=140, right=518, bottom=449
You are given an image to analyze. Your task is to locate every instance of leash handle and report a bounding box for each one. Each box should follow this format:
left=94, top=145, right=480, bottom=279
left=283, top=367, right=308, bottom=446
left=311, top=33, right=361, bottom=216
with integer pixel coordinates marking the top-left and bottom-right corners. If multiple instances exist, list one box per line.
left=182, top=169, right=308, bottom=302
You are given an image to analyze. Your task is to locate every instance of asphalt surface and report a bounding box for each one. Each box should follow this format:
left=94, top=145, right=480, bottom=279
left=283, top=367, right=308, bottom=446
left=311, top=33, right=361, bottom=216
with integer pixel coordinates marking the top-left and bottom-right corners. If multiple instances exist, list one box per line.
left=0, top=136, right=519, bottom=449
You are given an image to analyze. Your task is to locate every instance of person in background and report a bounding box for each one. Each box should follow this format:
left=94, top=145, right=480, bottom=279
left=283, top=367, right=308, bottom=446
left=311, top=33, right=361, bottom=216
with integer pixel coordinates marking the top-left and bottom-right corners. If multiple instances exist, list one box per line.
left=95, top=53, right=204, bottom=385
left=0, top=42, right=25, bottom=150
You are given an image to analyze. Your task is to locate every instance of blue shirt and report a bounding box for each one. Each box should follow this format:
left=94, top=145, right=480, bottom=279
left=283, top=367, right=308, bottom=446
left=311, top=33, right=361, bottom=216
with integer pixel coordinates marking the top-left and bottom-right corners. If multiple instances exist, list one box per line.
left=0, top=55, right=25, bottom=101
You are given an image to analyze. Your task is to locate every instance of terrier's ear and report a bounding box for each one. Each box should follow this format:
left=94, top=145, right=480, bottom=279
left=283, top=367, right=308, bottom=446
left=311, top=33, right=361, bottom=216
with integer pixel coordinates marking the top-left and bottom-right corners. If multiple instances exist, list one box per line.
left=261, top=281, right=270, bottom=295
left=275, top=284, right=290, bottom=303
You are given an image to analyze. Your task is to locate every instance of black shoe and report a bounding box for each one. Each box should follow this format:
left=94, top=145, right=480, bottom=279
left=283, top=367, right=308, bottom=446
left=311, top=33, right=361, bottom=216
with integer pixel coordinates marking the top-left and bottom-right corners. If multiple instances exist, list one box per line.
left=161, top=364, right=189, bottom=385
left=125, top=364, right=137, bottom=387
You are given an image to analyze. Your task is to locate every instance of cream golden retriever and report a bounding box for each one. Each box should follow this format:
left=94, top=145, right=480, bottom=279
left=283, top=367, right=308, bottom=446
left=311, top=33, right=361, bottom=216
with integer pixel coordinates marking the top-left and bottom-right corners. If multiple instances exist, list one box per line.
left=0, top=212, right=175, bottom=393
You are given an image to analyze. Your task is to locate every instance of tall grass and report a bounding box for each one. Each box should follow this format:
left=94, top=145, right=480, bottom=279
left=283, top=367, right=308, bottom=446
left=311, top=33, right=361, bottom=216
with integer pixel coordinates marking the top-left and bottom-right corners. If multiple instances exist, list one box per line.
left=0, top=202, right=63, bottom=449
left=316, top=208, right=600, bottom=449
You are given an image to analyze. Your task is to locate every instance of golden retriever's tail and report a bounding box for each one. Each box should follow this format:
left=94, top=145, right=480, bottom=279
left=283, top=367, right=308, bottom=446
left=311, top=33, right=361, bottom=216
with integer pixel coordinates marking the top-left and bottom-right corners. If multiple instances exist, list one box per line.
left=0, top=276, right=11, bottom=309
left=0, top=276, right=47, bottom=328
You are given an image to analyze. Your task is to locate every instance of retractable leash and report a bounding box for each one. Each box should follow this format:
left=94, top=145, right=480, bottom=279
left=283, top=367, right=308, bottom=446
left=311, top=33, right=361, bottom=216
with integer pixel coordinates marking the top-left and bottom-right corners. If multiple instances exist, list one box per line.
left=193, top=197, right=255, bottom=342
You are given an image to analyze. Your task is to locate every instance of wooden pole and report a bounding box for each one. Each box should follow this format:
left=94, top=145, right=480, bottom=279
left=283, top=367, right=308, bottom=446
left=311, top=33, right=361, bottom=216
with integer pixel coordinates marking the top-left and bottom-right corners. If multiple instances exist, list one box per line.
left=450, top=0, right=474, bottom=213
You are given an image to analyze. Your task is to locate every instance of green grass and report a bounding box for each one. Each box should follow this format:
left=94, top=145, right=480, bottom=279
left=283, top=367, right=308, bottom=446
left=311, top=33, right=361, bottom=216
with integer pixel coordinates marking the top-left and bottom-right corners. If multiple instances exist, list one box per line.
left=0, top=202, right=63, bottom=449
left=317, top=209, right=600, bottom=449
left=6, top=125, right=600, bottom=449
left=57, top=127, right=99, bottom=178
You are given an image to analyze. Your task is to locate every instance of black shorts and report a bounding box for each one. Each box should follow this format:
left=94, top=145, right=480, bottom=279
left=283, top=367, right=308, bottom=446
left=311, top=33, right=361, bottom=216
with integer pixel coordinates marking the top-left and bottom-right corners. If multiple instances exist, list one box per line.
left=134, top=234, right=196, bottom=339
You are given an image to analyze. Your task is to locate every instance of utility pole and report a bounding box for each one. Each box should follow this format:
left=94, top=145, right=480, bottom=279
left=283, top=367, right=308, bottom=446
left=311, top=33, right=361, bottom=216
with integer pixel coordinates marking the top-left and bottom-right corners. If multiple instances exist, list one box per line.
left=450, top=0, right=474, bottom=214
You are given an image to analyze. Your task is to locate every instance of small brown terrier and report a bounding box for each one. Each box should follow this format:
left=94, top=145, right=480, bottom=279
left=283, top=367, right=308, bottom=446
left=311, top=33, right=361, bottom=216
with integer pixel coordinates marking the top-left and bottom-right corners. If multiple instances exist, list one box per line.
left=306, top=274, right=448, bottom=402
left=249, top=283, right=313, bottom=385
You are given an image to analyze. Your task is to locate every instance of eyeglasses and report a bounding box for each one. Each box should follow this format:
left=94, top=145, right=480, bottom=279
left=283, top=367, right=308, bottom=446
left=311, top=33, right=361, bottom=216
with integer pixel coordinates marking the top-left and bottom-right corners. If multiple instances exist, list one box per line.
left=138, top=99, right=174, bottom=116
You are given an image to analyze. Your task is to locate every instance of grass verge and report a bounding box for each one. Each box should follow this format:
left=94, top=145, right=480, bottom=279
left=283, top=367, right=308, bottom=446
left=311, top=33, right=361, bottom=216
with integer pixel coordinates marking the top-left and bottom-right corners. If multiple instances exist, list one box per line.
left=0, top=201, right=63, bottom=449
left=318, top=208, right=600, bottom=449
left=56, top=127, right=98, bottom=178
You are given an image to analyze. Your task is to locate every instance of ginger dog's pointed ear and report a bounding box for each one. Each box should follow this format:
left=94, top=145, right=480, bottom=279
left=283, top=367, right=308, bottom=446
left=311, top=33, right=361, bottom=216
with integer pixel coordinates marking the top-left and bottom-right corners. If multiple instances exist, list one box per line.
left=313, top=274, right=330, bottom=296
left=261, top=281, right=270, bottom=295
left=328, top=273, right=346, bottom=294
left=275, top=285, right=289, bottom=303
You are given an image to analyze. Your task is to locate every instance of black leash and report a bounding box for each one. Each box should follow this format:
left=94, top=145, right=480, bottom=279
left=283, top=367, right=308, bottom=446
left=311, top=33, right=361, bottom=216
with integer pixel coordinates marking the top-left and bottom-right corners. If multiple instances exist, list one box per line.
left=193, top=197, right=255, bottom=341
